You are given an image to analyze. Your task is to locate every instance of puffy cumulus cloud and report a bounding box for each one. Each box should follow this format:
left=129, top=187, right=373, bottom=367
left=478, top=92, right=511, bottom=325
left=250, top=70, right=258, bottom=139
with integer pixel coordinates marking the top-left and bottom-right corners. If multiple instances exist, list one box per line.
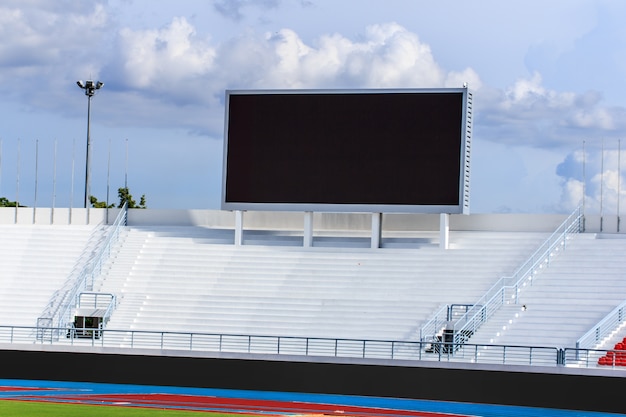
left=6, top=5, right=624, bottom=153
left=0, top=1, right=108, bottom=73
left=109, top=17, right=216, bottom=101
left=558, top=177, right=585, bottom=212
left=257, top=23, right=470, bottom=89
left=478, top=72, right=626, bottom=148
left=104, top=21, right=479, bottom=135
left=556, top=145, right=626, bottom=214
left=497, top=72, right=581, bottom=119
left=570, top=106, right=618, bottom=130
left=445, top=68, right=482, bottom=90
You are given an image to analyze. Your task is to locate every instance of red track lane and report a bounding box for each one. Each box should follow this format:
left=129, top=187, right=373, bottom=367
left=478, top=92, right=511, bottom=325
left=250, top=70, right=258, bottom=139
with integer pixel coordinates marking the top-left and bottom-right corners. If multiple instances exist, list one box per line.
left=19, top=393, right=469, bottom=417
left=0, top=386, right=57, bottom=392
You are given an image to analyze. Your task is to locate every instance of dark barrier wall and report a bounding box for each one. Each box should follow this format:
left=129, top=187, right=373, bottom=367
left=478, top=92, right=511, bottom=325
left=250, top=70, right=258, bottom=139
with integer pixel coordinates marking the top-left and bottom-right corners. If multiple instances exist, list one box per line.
left=1, top=349, right=624, bottom=414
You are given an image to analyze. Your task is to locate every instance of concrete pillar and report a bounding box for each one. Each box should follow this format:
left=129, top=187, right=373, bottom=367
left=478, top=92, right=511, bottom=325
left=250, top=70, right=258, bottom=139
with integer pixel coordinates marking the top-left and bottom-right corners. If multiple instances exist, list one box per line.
left=440, top=213, right=449, bottom=250
left=234, top=210, right=244, bottom=246
left=304, top=211, right=314, bottom=247
left=371, top=212, right=382, bottom=249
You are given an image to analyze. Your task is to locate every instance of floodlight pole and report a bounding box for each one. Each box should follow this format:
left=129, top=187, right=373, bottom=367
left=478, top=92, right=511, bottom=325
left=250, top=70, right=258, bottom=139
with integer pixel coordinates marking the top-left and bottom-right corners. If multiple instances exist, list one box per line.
left=76, top=80, right=104, bottom=208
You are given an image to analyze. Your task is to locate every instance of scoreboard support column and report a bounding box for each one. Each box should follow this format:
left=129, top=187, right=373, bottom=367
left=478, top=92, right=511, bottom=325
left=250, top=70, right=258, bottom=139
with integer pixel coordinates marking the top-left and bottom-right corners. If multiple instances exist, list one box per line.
left=303, top=211, right=314, bottom=247
left=234, top=210, right=244, bottom=246
left=440, top=213, right=450, bottom=250
left=371, top=213, right=382, bottom=249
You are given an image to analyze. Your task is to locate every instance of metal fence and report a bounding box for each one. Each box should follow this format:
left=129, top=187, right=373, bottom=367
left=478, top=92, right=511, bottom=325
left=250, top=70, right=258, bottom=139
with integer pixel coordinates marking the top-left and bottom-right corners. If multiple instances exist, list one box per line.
left=5, top=323, right=625, bottom=369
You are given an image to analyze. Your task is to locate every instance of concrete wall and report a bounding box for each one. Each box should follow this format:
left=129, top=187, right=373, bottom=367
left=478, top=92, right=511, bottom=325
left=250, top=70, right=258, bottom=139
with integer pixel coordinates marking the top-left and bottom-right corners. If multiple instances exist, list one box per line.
left=6, top=207, right=620, bottom=234
left=126, top=210, right=573, bottom=233
left=0, top=207, right=112, bottom=225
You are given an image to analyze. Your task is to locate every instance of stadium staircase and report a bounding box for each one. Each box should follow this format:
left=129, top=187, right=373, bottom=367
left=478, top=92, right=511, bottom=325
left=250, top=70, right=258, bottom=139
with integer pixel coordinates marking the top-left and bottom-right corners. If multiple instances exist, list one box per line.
left=95, top=227, right=549, bottom=342
left=0, top=225, right=97, bottom=327
left=468, top=233, right=626, bottom=351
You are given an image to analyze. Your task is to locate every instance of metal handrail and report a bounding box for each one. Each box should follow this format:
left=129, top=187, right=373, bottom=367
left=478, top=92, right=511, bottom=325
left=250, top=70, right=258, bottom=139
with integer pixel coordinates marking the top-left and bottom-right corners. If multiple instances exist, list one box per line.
left=8, top=322, right=626, bottom=369
left=419, top=304, right=449, bottom=342
left=0, top=324, right=564, bottom=367
left=36, top=204, right=128, bottom=336
left=419, top=207, right=583, bottom=344
left=577, top=299, right=626, bottom=350
left=76, top=291, right=117, bottom=327
left=451, top=206, right=583, bottom=345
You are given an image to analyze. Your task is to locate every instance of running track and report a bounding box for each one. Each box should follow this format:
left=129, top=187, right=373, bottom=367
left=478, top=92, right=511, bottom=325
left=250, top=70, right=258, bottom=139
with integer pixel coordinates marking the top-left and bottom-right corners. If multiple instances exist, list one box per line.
left=0, top=379, right=622, bottom=417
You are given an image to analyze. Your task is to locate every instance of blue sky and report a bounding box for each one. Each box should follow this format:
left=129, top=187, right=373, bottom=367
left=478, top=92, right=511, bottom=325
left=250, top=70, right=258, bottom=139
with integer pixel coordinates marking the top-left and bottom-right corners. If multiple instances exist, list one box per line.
left=1, top=0, right=625, bottom=213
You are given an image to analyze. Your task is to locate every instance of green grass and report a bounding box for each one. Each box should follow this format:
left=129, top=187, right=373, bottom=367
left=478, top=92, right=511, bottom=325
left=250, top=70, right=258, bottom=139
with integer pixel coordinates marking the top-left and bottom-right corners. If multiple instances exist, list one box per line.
left=0, top=400, right=260, bottom=417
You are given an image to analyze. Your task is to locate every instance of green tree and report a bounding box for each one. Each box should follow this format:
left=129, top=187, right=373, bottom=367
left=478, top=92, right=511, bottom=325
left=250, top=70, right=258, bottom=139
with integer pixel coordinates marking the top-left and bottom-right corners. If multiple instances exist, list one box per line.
left=89, top=195, right=114, bottom=208
left=0, top=197, right=22, bottom=207
left=117, top=187, right=146, bottom=209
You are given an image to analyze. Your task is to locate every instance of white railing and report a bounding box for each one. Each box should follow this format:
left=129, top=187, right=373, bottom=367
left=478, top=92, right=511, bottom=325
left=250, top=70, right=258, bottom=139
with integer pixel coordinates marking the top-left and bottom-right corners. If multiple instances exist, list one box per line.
left=0, top=324, right=564, bottom=367
left=419, top=207, right=583, bottom=344
left=76, top=291, right=117, bottom=328
left=7, top=322, right=626, bottom=369
left=577, top=299, right=626, bottom=350
left=450, top=206, right=583, bottom=345
left=419, top=304, right=449, bottom=342
left=36, top=204, right=127, bottom=336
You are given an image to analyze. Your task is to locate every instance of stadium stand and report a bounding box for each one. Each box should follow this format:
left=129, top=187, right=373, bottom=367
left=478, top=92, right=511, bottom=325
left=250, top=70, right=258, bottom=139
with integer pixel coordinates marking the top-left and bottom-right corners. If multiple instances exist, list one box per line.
left=3, top=207, right=626, bottom=414
left=2, top=207, right=626, bottom=369
left=0, top=224, right=98, bottom=326
left=469, top=234, right=626, bottom=348
left=95, top=226, right=548, bottom=341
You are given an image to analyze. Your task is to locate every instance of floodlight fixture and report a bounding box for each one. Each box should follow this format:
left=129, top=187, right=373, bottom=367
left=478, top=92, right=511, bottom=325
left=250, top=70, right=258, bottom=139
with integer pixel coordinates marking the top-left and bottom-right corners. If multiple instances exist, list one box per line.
left=76, top=79, right=104, bottom=208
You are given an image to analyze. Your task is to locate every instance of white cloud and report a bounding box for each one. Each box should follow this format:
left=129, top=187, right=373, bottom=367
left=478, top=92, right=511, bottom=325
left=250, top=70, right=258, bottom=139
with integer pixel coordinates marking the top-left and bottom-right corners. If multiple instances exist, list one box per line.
left=499, top=72, right=580, bottom=113
left=570, top=106, right=616, bottom=130
left=556, top=145, right=626, bottom=215
left=2, top=3, right=623, bottom=148
left=101, top=20, right=482, bottom=135
left=114, top=17, right=216, bottom=96
left=0, top=2, right=108, bottom=69
left=477, top=73, right=626, bottom=149
left=559, top=178, right=584, bottom=212
left=216, top=22, right=452, bottom=89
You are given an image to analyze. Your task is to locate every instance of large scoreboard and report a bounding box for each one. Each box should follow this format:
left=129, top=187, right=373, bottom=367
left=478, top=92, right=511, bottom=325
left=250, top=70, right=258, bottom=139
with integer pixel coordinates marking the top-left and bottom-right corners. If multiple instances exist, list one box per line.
left=222, top=88, right=472, bottom=214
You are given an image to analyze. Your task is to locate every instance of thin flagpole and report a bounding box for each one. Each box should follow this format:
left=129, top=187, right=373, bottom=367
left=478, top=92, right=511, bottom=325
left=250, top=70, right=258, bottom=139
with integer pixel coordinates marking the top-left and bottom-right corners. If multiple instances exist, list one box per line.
left=600, top=139, right=604, bottom=232
left=618, top=139, right=622, bottom=233
left=52, top=139, right=57, bottom=224
left=125, top=138, right=128, bottom=190
left=33, top=139, right=39, bottom=223
left=70, top=138, right=75, bottom=224
left=15, top=138, right=20, bottom=223
left=582, top=140, right=586, bottom=231
left=106, top=138, right=111, bottom=223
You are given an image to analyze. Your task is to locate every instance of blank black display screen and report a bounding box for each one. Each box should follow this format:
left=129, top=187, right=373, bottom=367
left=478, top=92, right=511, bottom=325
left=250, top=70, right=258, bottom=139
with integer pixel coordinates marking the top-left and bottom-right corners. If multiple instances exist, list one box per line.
left=223, top=90, right=465, bottom=210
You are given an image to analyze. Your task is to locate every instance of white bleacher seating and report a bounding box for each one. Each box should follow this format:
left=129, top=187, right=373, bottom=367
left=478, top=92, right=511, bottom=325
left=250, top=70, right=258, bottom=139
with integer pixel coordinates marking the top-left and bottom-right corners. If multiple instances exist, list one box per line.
left=469, top=233, right=626, bottom=349
left=97, top=227, right=549, bottom=341
left=0, top=225, right=97, bottom=326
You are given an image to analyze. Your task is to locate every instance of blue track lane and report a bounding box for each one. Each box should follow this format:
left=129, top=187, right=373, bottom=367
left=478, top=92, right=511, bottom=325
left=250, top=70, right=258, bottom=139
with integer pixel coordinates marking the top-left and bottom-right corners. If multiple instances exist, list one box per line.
left=0, top=379, right=623, bottom=417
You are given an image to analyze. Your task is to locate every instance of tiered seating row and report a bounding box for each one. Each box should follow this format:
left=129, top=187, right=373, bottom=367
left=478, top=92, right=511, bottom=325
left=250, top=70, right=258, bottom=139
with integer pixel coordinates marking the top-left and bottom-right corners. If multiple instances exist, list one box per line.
left=598, top=337, right=626, bottom=366
left=469, top=234, right=626, bottom=348
left=98, top=227, right=549, bottom=342
left=0, top=225, right=97, bottom=326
